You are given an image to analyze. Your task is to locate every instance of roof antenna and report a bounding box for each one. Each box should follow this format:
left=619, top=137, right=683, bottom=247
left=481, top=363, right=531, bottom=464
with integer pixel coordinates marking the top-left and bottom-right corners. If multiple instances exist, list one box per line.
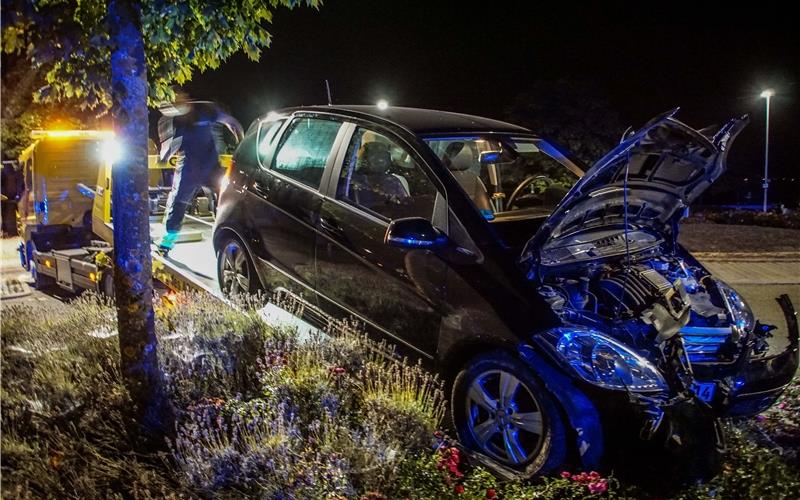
left=325, top=80, right=333, bottom=106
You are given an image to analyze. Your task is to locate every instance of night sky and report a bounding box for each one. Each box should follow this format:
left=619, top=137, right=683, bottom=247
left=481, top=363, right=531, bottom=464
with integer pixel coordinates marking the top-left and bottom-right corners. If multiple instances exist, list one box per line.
left=186, top=0, right=797, bottom=200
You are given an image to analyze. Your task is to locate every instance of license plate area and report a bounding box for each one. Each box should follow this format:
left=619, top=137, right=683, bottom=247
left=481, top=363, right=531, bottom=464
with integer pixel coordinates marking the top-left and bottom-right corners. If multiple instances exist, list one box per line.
left=692, top=381, right=716, bottom=403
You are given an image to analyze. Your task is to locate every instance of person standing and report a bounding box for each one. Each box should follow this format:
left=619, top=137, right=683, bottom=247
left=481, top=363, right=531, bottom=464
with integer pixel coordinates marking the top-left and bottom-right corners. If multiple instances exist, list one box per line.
left=156, top=90, right=243, bottom=255
left=1, top=160, right=22, bottom=237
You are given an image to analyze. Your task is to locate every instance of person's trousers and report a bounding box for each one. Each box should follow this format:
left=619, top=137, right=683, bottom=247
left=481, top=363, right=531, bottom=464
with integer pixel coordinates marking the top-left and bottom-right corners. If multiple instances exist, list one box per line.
left=162, top=162, right=214, bottom=235
left=1, top=201, right=18, bottom=236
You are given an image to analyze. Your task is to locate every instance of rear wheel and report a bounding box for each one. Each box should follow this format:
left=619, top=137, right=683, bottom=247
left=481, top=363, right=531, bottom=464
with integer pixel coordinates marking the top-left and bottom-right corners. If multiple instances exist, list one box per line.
left=451, top=350, right=568, bottom=479
left=217, top=236, right=259, bottom=297
left=100, top=270, right=114, bottom=299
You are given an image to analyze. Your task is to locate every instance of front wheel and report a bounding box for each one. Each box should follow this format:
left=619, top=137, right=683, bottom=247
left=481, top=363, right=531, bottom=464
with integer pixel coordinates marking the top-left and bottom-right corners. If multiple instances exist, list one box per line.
left=217, top=237, right=259, bottom=297
left=451, top=350, right=568, bottom=479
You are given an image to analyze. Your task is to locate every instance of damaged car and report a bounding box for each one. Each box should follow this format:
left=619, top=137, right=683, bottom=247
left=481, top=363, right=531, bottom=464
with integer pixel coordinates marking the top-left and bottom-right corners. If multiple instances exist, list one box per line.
left=214, top=105, right=798, bottom=479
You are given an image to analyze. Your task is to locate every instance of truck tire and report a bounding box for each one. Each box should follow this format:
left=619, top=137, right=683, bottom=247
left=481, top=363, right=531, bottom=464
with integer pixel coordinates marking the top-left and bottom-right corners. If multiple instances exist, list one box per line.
left=100, top=271, right=115, bottom=299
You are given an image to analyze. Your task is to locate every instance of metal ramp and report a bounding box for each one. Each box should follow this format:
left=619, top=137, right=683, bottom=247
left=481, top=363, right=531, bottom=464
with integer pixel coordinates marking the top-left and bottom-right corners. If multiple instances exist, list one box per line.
left=149, top=218, right=220, bottom=295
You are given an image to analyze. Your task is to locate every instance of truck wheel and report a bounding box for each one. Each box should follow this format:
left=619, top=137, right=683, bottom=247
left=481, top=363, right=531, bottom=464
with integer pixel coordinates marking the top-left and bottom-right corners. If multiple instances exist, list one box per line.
left=217, top=236, right=259, bottom=297
left=30, top=261, right=54, bottom=290
left=100, top=271, right=115, bottom=299
left=451, top=350, right=568, bottom=479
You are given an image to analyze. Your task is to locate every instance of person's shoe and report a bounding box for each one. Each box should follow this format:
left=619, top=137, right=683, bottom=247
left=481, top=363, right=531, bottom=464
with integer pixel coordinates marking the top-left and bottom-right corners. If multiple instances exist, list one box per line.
left=156, top=230, right=179, bottom=257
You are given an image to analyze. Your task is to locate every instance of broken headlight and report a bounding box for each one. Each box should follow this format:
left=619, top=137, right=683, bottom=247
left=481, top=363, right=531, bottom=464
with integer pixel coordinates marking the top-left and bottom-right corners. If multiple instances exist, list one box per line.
left=717, top=281, right=755, bottom=335
left=538, top=328, right=667, bottom=392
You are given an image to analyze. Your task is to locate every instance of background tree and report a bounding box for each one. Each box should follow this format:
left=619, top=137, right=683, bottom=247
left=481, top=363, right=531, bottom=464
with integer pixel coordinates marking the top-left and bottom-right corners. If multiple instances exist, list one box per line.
left=2, top=0, right=320, bottom=438
left=505, top=79, right=625, bottom=166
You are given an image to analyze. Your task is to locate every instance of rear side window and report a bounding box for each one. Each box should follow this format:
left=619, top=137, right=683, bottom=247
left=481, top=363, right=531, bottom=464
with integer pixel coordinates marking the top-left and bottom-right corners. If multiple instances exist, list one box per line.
left=256, top=119, right=285, bottom=165
left=271, top=117, right=341, bottom=189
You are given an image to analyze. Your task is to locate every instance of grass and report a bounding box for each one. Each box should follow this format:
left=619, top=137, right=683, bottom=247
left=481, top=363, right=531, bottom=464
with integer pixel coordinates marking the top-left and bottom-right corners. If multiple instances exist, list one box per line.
left=1, top=292, right=799, bottom=498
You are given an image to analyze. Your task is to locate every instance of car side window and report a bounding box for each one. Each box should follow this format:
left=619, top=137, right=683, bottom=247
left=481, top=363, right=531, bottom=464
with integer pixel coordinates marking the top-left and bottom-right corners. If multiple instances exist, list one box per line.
left=336, top=127, right=438, bottom=221
left=256, top=119, right=285, bottom=165
left=271, top=117, right=341, bottom=189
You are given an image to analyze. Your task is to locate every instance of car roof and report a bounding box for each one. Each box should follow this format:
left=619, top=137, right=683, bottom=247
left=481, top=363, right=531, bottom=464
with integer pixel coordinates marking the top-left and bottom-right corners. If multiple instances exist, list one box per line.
left=274, top=105, right=532, bottom=135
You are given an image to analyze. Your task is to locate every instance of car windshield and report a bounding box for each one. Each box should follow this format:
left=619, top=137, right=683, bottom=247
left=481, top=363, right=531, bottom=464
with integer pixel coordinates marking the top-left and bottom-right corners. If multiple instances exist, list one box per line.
left=423, top=135, right=582, bottom=219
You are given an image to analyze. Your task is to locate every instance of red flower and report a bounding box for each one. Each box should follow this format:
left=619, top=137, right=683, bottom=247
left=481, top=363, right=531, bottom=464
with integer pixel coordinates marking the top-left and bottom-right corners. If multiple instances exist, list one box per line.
left=560, top=471, right=571, bottom=479
left=454, top=484, right=465, bottom=495
left=588, top=471, right=601, bottom=480
left=486, top=488, right=497, bottom=499
left=587, top=479, right=608, bottom=495
left=329, top=366, right=346, bottom=375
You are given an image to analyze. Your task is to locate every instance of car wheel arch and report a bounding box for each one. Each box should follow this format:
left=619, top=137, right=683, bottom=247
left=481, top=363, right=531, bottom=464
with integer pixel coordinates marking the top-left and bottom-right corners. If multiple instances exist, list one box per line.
left=214, top=226, right=264, bottom=291
left=449, top=347, right=572, bottom=477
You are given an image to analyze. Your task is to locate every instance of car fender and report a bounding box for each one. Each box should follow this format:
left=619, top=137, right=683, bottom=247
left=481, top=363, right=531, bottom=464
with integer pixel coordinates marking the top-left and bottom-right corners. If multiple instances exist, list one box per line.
left=518, top=343, right=605, bottom=469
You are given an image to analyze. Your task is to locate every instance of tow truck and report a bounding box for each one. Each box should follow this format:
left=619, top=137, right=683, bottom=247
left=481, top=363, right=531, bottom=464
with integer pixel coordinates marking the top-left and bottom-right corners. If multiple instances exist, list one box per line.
left=17, top=129, right=229, bottom=296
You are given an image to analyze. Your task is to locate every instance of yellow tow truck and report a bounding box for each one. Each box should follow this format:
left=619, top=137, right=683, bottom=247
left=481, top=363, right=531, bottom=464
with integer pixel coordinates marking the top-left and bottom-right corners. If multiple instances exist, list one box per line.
left=17, top=129, right=230, bottom=295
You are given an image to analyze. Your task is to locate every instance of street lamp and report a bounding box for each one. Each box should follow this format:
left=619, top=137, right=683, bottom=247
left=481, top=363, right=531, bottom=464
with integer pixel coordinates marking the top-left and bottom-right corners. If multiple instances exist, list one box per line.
left=760, top=89, right=774, bottom=212
left=376, top=99, right=389, bottom=110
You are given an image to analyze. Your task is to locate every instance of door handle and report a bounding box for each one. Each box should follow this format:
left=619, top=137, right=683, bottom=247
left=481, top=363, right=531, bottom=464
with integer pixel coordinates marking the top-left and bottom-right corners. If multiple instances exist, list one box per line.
left=252, top=180, right=270, bottom=196
left=319, top=217, right=343, bottom=236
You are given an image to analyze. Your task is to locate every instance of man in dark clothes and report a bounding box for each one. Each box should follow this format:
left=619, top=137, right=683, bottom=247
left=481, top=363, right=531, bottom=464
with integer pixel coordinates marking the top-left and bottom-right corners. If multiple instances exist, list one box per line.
left=1, top=160, right=22, bottom=237
left=156, top=90, right=243, bottom=254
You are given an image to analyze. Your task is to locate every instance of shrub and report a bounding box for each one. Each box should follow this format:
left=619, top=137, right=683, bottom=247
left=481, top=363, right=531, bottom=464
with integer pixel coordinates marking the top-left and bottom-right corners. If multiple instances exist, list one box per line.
left=1, top=295, right=186, bottom=499
left=155, top=291, right=279, bottom=409
left=3, top=291, right=798, bottom=499
left=687, top=209, right=800, bottom=229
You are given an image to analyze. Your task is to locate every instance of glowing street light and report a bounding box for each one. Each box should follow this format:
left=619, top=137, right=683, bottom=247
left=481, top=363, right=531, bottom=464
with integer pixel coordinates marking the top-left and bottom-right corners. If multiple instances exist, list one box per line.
left=760, top=89, right=774, bottom=212
left=376, top=99, right=389, bottom=110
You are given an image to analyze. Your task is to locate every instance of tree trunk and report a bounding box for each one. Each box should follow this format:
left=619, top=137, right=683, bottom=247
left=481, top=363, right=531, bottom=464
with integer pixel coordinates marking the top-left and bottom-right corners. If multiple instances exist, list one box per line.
left=108, top=0, right=172, bottom=439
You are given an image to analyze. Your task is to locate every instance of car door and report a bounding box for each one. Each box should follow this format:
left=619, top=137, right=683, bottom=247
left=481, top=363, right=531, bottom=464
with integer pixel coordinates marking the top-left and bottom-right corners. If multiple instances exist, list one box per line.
left=244, top=115, right=346, bottom=298
left=314, top=124, right=448, bottom=359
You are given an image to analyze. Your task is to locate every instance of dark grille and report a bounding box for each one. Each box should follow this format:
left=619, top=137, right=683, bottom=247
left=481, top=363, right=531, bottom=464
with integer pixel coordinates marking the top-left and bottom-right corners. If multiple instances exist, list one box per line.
left=680, top=325, right=734, bottom=363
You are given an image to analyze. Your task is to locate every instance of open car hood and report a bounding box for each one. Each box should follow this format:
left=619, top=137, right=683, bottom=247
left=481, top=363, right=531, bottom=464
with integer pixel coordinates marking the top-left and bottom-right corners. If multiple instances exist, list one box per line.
left=522, top=109, right=748, bottom=269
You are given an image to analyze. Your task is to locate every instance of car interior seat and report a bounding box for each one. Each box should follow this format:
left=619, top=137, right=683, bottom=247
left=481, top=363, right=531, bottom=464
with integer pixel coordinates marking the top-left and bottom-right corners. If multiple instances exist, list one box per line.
left=352, top=142, right=410, bottom=209
left=442, top=142, right=492, bottom=213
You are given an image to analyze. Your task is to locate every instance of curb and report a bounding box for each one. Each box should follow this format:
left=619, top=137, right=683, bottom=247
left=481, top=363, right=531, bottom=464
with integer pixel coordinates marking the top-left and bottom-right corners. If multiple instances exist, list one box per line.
left=693, top=252, right=800, bottom=262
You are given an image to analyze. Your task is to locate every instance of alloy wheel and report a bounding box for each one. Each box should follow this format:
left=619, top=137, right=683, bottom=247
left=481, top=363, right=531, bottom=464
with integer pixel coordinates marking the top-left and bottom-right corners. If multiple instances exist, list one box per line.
left=465, top=369, right=545, bottom=465
left=220, top=241, right=250, bottom=295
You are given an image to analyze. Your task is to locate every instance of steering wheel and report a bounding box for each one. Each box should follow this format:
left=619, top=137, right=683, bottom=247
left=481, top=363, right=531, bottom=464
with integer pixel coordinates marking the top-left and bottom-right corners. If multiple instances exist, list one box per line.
left=506, top=175, right=554, bottom=209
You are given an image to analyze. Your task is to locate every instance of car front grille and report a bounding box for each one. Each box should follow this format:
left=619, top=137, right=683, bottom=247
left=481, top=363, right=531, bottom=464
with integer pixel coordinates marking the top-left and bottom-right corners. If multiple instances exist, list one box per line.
left=679, top=325, right=735, bottom=363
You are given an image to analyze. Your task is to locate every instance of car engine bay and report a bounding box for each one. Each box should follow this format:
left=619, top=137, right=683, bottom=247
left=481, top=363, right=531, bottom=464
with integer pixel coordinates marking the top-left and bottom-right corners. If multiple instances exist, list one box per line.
left=534, top=233, right=773, bottom=396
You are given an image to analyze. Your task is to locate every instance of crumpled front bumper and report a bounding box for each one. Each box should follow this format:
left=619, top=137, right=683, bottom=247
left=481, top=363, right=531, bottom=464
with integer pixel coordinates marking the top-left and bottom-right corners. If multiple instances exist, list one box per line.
left=722, top=294, right=798, bottom=417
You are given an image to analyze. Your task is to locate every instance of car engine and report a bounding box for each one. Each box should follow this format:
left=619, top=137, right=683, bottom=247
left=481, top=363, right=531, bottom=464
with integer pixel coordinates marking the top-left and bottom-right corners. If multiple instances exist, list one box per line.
left=537, top=252, right=758, bottom=369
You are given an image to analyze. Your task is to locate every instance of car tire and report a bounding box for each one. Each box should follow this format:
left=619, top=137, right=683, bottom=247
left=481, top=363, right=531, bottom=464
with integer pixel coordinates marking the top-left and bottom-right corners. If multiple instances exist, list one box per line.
left=451, top=350, right=568, bottom=479
left=217, top=236, right=259, bottom=297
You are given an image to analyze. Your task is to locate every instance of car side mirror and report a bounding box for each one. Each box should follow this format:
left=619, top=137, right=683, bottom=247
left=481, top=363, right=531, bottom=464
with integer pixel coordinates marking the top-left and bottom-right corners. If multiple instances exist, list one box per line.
left=385, top=217, right=448, bottom=249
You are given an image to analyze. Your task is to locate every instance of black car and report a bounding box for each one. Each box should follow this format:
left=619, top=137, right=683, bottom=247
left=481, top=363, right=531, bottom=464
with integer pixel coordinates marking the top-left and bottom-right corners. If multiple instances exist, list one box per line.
left=213, top=105, right=798, bottom=479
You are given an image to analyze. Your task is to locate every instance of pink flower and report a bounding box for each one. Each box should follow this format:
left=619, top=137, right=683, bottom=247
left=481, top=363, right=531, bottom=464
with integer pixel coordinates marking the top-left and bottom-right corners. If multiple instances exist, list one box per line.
left=560, top=471, right=571, bottom=479
left=588, top=479, right=608, bottom=495
left=778, top=402, right=786, bottom=410
left=588, top=471, right=601, bottom=480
